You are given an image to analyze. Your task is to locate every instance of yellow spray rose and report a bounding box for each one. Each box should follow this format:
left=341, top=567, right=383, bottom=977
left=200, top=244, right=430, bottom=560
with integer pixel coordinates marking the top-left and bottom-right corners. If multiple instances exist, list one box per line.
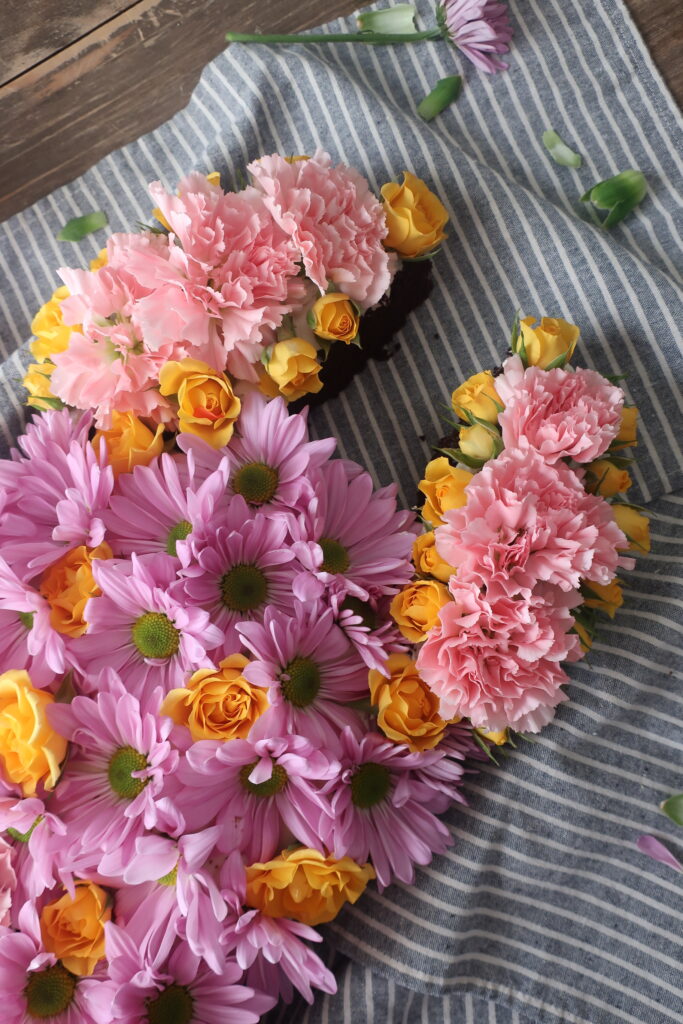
left=89, top=248, right=109, bottom=271
left=310, top=293, right=360, bottom=344
left=412, top=531, right=456, bottom=583
left=93, top=411, right=165, bottom=477
left=369, top=653, right=453, bottom=751
left=161, top=655, right=268, bottom=742
left=40, top=882, right=111, bottom=977
left=39, top=543, right=113, bottom=638
left=30, top=286, right=73, bottom=363
left=451, top=371, right=502, bottom=424
left=380, top=172, right=449, bottom=258
left=573, top=620, right=593, bottom=654
left=390, top=579, right=451, bottom=642
left=458, top=423, right=501, bottom=462
left=418, top=457, right=472, bottom=526
left=586, top=460, right=632, bottom=497
left=612, top=406, right=638, bottom=450
left=245, top=848, right=375, bottom=926
left=23, top=362, right=59, bottom=410
left=265, top=338, right=324, bottom=401
left=613, top=506, right=651, bottom=552
left=0, top=671, right=67, bottom=796
left=582, top=579, right=623, bottom=618
left=159, top=358, right=241, bottom=448
left=477, top=728, right=509, bottom=746
left=518, top=316, right=580, bottom=368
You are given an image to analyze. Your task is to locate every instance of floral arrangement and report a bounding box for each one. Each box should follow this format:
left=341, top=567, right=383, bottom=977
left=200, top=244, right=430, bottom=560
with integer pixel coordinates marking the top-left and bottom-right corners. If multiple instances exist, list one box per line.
left=24, top=150, right=448, bottom=433
left=390, top=314, right=650, bottom=738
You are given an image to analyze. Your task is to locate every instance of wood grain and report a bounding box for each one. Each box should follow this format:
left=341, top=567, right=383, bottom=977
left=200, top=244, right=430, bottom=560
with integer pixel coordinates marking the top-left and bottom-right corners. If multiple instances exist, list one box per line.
left=0, top=0, right=679, bottom=223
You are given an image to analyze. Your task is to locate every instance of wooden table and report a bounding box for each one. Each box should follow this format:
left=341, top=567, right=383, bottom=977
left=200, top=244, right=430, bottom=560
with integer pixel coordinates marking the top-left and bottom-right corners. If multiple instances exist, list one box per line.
left=0, top=1, right=679, bottom=223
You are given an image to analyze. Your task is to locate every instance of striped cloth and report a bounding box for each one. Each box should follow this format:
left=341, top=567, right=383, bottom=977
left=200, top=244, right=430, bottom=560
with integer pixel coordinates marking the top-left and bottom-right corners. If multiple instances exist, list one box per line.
left=0, top=1, right=682, bottom=1021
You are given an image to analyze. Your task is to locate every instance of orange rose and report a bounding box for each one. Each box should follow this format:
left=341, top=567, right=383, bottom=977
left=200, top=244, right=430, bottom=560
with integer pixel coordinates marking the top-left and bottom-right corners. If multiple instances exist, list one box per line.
left=265, top=339, right=324, bottom=401
left=451, top=371, right=502, bottom=424
left=159, top=358, right=241, bottom=447
left=585, top=460, right=632, bottom=497
left=161, top=655, right=268, bottom=741
left=390, top=579, right=451, bottom=642
left=39, top=543, right=112, bottom=638
left=582, top=579, right=623, bottom=618
left=93, top=411, right=164, bottom=477
left=380, top=172, right=449, bottom=258
left=418, top=457, right=472, bottom=526
left=369, top=653, right=452, bottom=751
left=517, top=316, right=580, bottom=368
left=412, top=531, right=455, bottom=583
left=0, top=670, right=67, bottom=796
left=612, top=406, right=638, bottom=450
left=310, top=293, right=359, bottom=344
left=40, top=881, right=111, bottom=977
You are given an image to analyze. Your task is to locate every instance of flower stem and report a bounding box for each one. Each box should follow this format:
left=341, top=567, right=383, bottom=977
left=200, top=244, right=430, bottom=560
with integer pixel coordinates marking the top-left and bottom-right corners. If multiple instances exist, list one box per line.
left=225, top=29, right=442, bottom=46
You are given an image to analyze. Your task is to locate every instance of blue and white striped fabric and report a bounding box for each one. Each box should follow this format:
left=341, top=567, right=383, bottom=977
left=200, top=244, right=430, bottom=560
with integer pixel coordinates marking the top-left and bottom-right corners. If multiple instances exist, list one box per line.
left=0, top=2, right=681, bottom=1021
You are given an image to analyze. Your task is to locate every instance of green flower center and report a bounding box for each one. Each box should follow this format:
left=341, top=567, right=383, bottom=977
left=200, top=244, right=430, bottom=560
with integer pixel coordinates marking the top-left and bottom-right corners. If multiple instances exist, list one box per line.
left=280, top=657, right=321, bottom=708
left=239, top=760, right=288, bottom=798
left=108, top=745, right=149, bottom=800
left=232, top=462, right=279, bottom=506
left=158, top=864, right=178, bottom=887
left=220, top=564, right=268, bottom=612
left=18, top=611, right=35, bottom=630
left=319, top=537, right=350, bottom=574
left=351, top=762, right=392, bottom=809
left=340, top=596, right=377, bottom=631
left=166, top=520, right=192, bottom=557
left=145, top=983, right=194, bottom=1024
left=24, top=963, right=77, bottom=1019
left=7, top=814, right=43, bottom=844
left=131, top=612, right=180, bottom=659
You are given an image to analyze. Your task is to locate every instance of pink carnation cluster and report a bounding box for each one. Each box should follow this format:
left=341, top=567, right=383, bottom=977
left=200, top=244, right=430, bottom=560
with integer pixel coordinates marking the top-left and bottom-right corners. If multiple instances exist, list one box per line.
left=0, top=397, right=484, bottom=1020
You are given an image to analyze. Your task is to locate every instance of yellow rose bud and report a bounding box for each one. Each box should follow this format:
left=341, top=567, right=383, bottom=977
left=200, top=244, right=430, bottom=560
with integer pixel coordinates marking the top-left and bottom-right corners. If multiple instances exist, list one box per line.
left=89, top=248, right=108, bottom=271
left=518, top=316, right=580, bottom=368
left=573, top=619, right=593, bottom=653
left=477, top=728, right=509, bottom=746
left=40, top=882, right=111, bottom=977
left=265, top=339, right=324, bottom=401
left=369, top=653, right=453, bottom=752
left=39, top=543, right=113, bottom=638
left=412, top=531, right=456, bottom=583
left=30, top=286, right=74, bottom=363
left=380, top=172, right=449, bottom=258
left=582, top=579, right=623, bottom=619
left=93, top=411, right=165, bottom=477
left=586, top=459, right=633, bottom=497
left=451, top=371, right=502, bottom=425
left=612, top=406, right=638, bottom=450
left=418, top=457, right=472, bottom=526
left=159, top=358, right=241, bottom=448
left=245, top=848, right=374, bottom=926
left=458, top=423, right=501, bottom=462
left=310, top=293, right=359, bottom=344
left=161, top=655, right=268, bottom=742
left=23, top=362, right=59, bottom=410
left=0, top=670, right=68, bottom=796
left=613, top=505, right=651, bottom=552
left=390, top=579, right=451, bottom=642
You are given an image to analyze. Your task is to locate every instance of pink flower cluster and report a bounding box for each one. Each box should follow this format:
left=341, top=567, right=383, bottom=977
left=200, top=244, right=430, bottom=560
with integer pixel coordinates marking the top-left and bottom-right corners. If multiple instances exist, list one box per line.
left=0, top=397, right=483, bottom=1020
left=416, top=353, right=635, bottom=733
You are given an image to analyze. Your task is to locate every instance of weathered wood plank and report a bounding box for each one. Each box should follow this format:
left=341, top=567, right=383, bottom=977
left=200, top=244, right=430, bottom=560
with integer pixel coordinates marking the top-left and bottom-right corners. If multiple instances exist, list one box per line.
left=625, top=0, right=683, bottom=107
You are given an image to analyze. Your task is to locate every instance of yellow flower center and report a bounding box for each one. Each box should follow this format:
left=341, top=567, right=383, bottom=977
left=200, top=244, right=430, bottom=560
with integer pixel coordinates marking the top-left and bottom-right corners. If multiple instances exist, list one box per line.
left=24, top=963, right=77, bottom=1018
left=319, top=537, right=350, bottom=574
left=220, top=564, right=268, bottom=612
left=239, top=760, right=288, bottom=798
left=108, top=746, right=149, bottom=800
left=232, top=462, right=279, bottom=506
left=280, top=657, right=321, bottom=708
left=145, top=984, right=194, bottom=1024
left=131, top=612, right=180, bottom=659
left=351, top=762, right=392, bottom=809
left=165, top=520, right=192, bottom=557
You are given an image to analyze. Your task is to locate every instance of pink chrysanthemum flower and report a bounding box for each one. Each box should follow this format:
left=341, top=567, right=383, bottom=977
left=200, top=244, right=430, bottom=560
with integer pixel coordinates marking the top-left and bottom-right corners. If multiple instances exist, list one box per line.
left=333, top=591, right=407, bottom=672
left=0, top=556, right=71, bottom=686
left=321, top=727, right=454, bottom=890
left=177, top=498, right=299, bottom=655
left=416, top=580, right=582, bottom=732
left=293, top=459, right=418, bottom=607
left=238, top=606, right=367, bottom=747
left=46, top=672, right=182, bottom=876
left=0, top=796, right=68, bottom=904
left=248, top=150, right=395, bottom=308
left=436, top=446, right=633, bottom=596
left=103, top=451, right=228, bottom=562
left=179, top=392, right=335, bottom=512
left=438, top=0, right=513, bottom=74
left=0, top=900, right=113, bottom=1024
left=0, top=835, right=15, bottom=928
left=107, top=926, right=273, bottom=1024
left=79, top=553, right=223, bottom=698
left=175, top=734, right=339, bottom=862
left=496, top=355, right=624, bottom=464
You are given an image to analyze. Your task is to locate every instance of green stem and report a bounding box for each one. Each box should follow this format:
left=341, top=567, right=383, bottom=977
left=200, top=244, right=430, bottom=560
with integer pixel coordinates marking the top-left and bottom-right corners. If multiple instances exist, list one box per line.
left=225, top=29, right=442, bottom=46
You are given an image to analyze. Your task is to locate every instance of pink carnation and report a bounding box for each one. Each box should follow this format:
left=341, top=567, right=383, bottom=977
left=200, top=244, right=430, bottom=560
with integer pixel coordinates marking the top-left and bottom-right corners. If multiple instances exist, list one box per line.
left=436, top=447, right=633, bottom=595
left=248, top=150, right=395, bottom=308
left=496, top=355, right=623, bottom=464
left=416, top=579, right=581, bottom=732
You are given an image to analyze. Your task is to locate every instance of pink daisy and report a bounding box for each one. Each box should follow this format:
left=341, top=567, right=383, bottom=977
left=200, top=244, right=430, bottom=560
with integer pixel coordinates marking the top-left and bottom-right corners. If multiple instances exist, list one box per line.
left=175, top=734, right=339, bottom=862
left=46, top=672, right=182, bottom=876
left=321, top=726, right=454, bottom=890
left=333, top=592, right=407, bottom=672
left=0, top=556, right=72, bottom=686
left=0, top=836, right=15, bottom=928
left=248, top=149, right=395, bottom=308
left=79, top=553, right=223, bottom=698
left=0, top=796, right=68, bottom=904
left=438, top=0, right=513, bottom=74
left=238, top=606, right=368, bottom=747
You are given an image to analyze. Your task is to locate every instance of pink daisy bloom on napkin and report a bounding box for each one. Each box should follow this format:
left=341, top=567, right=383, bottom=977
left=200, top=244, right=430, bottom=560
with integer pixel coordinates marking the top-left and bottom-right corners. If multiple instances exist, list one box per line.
left=0, top=796, right=68, bottom=904
left=248, top=149, right=394, bottom=308
left=79, top=553, right=222, bottom=698
left=0, top=556, right=72, bottom=685
left=439, top=0, right=513, bottom=74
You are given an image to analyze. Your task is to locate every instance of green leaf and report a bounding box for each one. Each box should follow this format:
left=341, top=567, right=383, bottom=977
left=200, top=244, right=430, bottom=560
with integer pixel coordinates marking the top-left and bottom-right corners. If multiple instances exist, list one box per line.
left=542, top=129, right=582, bottom=168
left=417, top=75, right=462, bottom=122
left=436, top=446, right=486, bottom=470
left=581, top=170, right=647, bottom=228
left=543, top=351, right=571, bottom=370
left=57, top=211, right=108, bottom=242
left=661, top=794, right=683, bottom=827
left=357, top=4, right=417, bottom=34
left=27, top=396, right=65, bottom=411
left=510, top=310, right=521, bottom=354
